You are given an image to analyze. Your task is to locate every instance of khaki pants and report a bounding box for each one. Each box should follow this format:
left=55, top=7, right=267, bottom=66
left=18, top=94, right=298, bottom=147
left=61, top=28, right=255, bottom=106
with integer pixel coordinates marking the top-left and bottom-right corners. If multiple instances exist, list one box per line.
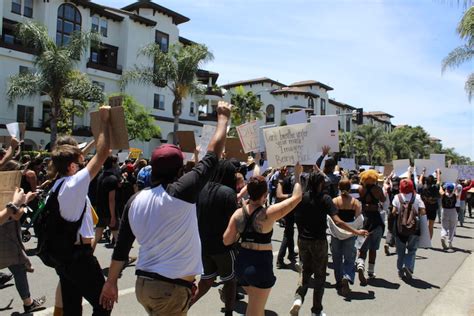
left=135, top=277, right=191, bottom=316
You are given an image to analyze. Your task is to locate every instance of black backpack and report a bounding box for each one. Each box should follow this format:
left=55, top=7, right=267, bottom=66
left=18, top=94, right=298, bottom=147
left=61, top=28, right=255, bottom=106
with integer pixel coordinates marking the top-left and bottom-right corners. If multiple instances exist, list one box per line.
left=36, top=180, right=86, bottom=268
left=396, top=193, right=418, bottom=237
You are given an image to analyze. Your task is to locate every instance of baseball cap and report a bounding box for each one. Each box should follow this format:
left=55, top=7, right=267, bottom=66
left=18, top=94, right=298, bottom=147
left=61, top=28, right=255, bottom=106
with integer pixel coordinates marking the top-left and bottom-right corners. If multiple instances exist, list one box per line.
left=445, top=183, right=455, bottom=191
left=151, top=144, right=185, bottom=179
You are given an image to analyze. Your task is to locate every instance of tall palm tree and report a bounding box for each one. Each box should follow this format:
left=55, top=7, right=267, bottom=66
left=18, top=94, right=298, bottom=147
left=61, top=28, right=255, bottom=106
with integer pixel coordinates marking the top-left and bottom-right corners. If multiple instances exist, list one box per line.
left=227, top=86, right=263, bottom=136
left=121, top=43, right=213, bottom=144
left=355, top=125, right=387, bottom=165
left=442, top=6, right=474, bottom=100
left=6, top=21, right=104, bottom=146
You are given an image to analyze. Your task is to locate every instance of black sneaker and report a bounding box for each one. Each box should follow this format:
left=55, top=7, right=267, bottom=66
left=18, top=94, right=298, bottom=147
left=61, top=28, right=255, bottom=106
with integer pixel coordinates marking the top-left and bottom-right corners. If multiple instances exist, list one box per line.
left=357, top=266, right=367, bottom=286
left=24, top=296, right=46, bottom=313
left=0, top=273, right=13, bottom=286
left=276, top=261, right=286, bottom=269
left=340, top=278, right=350, bottom=297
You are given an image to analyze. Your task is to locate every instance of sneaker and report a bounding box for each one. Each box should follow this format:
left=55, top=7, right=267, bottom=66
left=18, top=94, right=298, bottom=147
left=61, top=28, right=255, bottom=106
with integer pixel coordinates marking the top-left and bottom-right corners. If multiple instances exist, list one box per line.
left=289, top=298, right=302, bottom=316
left=357, top=266, right=367, bottom=286
left=441, top=238, right=448, bottom=250
left=24, top=296, right=46, bottom=313
left=0, top=273, right=13, bottom=286
left=384, top=244, right=390, bottom=256
left=218, top=288, right=244, bottom=304
left=403, top=267, right=413, bottom=280
left=340, top=278, right=350, bottom=297
left=398, top=270, right=404, bottom=279
left=368, top=272, right=376, bottom=279
left=312, top=312, right=327, bottom=316
left=288, top=253, right=298, bottom=263
left=448, top=242, right=453, bottom=249
left=276, top=261, right=285, bottom=269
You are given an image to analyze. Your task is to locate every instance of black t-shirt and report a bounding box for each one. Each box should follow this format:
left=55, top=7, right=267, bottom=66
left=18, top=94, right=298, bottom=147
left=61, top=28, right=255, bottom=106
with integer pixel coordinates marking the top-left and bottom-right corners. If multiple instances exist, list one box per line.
left=96, top=170, right=119, bottom=217
left=197, top=182, right=237, bottom=254
left=295, top=192, right=338, bottom=240
left=421, top=184, right=440, bottom=210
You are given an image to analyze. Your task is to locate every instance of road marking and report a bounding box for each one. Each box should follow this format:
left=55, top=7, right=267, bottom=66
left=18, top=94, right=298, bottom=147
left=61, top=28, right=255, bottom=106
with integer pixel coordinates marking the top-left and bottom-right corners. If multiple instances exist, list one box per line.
left=36, top=287, right=136, bottom=316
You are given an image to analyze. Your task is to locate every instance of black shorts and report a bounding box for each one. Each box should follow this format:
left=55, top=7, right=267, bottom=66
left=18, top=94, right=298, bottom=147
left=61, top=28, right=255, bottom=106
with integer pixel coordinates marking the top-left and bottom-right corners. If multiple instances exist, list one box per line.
left=201, top=249, right=236, bottom=282
left=235, top=248, right=276, bottom=289
left=426, top=204, right=438, bottom=221
left=96, top=216, right=119, bottom=230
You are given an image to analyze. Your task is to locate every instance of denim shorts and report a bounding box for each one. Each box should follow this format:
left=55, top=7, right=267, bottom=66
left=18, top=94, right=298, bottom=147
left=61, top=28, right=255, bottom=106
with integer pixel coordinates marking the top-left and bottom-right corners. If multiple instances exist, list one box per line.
left=235, top=247, right=276, bottom=289
left=360, top=225, right=384, bottom=251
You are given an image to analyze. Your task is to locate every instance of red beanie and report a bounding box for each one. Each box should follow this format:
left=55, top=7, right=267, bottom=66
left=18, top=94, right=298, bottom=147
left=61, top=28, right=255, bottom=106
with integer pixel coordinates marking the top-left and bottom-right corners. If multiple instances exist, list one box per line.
left=400, top=179, right=414, bottom=194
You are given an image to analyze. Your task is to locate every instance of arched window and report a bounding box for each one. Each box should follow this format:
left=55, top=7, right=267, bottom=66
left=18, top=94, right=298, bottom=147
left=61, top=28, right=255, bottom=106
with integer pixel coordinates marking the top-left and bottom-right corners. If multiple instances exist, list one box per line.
left=308, top=97, right=314, bottom=109
left=266, top=104, right=275, bottom=123
left=56, top=4, right=81, bottom=46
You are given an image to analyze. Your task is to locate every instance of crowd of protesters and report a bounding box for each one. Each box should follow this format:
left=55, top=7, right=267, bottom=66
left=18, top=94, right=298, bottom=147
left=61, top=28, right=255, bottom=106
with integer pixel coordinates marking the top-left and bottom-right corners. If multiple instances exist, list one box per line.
left=0, top=101, right=473, bottom=315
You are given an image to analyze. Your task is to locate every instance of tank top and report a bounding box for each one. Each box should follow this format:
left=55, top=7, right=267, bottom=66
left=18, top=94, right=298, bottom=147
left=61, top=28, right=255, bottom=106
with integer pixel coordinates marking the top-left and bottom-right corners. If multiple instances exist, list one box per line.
left=240, top=206, right=273, bottom=244
left=442, top=193, right=457, bottom=209
left=336, top=196, right=357, bottom=223
left=360, top=185, right=383, bottom=230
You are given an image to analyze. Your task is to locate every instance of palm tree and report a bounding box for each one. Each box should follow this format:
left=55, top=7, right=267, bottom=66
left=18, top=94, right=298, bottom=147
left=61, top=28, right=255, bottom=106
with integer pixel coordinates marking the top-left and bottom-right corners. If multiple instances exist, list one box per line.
left=121, top=43, right=213, bottom=144
left=227, top=86, right=264, bottom=136
left=6, top=21, right=104, bottom=146
left=442, top=6, right=474, bottom=100
left=355, top=125, right=387, bottom=165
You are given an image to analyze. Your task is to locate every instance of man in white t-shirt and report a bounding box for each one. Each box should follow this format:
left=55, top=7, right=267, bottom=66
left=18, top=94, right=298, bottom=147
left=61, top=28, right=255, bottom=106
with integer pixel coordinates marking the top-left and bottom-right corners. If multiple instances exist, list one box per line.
left=392, top=179, right=426, bottom=280
left=50, top=106, right=112, bottom=315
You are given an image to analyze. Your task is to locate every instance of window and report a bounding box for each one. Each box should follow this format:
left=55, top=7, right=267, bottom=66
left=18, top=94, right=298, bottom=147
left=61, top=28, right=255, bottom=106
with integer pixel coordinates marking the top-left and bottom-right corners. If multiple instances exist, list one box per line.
left=308, top=97, right=314, bottom=109
left=42, top=103, right=51, bottom=128
left=155, top=31, right=169, bottom=53
left=90, top=43, right=118, bottom=69
left=336, top=108, right=340, bottom=115
left=17, top=105, right=34, bottom=128
left=24, top=0, right=33, bottom=18
left=154, top=94, right=165, bottom=110
left=346, top=116, right=351, bottom=132
left=56, top=4, right=81, bottom=46
left=256, top=95, right=261, bottom=101
left=100, top=19, right=108, bottom=37
left=19, top=66, right=32, bottom=74
left=91, top=16, right=108, bottom=37
left=91, top=16, right=99, bottom=33
left=266, top=104, right=275, bottom=123
left=189, top=101, right=195, bottom=116
left=92, top=81, right=105, bottom=92
left=320, top=99, right=326, bottom=115
left=12, top=0, right=21, bottom=15
left=338, top=120, right=341, bottom=130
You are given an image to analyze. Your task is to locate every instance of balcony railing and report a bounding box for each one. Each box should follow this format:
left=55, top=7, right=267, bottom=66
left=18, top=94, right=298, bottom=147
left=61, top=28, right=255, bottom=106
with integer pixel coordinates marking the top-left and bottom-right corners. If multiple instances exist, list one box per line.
left=198, top=112, right=217, bottom=122
left=86, top=60, right=123, bottom=75
left=0, top=38, right=36, bottom=55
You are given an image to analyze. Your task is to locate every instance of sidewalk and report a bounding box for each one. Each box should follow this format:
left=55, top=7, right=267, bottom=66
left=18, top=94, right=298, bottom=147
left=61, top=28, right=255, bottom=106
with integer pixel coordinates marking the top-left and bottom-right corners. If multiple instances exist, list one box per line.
left=423, top=254, right=474, bottom=316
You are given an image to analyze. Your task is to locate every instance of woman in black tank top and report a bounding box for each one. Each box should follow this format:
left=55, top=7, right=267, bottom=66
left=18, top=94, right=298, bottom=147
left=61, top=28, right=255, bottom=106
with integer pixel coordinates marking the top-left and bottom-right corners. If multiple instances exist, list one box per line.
left=223, top=163, right=304, bottom=316
left=330, top=179, right=362, bottom=296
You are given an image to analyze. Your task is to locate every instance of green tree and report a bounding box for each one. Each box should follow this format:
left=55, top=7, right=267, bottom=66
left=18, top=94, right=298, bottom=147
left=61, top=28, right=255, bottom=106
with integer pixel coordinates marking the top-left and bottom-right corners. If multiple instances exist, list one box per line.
left=108, top=94, right=161, bottom=141
left=6, top=21, right=104, bottom=146
left=442, top=5, right=474, bottom=100
left=121, top=43, right=213, bottom=144
left=389, top=126, right=432, bottom=160
left=228, top=86, right=264, bottom=136
left=354, top=125, right=389, bottom=165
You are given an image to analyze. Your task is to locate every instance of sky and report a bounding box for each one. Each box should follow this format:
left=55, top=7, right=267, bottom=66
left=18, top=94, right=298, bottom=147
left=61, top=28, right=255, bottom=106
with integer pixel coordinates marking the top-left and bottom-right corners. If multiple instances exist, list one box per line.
left=98, top=0, right=473, bottom=158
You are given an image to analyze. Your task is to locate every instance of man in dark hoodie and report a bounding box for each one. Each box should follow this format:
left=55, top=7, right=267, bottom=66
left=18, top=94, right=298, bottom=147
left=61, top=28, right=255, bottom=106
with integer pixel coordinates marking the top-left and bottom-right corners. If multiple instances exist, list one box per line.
left=191, top=159, right=239, bottom=316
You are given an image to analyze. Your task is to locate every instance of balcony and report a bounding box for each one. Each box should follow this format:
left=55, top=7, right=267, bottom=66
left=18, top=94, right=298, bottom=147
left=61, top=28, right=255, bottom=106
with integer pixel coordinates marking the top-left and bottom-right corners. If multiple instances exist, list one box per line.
left=86, top=60, right=122, bottom=75
left=198, top=112, right=217, bottom=122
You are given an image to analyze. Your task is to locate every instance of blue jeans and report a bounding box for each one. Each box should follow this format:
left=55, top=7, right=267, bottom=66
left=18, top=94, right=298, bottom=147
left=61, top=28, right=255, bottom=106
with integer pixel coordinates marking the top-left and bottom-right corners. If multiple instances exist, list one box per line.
left=395, top=235, right=419, bottom=273
left=330, top=236, right=356, bottom=284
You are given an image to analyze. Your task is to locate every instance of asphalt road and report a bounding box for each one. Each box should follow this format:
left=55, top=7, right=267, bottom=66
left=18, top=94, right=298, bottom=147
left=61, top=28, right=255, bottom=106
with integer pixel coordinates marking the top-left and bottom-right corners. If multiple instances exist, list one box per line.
left=1, top=216, right=473, bottom=316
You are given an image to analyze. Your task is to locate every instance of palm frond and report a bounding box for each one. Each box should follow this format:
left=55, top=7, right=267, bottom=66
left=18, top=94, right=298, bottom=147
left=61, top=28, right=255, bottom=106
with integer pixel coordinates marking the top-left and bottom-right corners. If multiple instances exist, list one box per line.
left=66, top=31, right=101, bottom=61
left=15, top=21, right=53, bottom=54
left=6, top=73, right=42, bottom=106
left=120, top=67, right=156, bottom=91
left=457, top=6, right=474, bottom=40
left=63, top=71, right=104, bottom=103
left=465, top=72, right=474, bottom=101
left=442, top=44, right=474, bottom=72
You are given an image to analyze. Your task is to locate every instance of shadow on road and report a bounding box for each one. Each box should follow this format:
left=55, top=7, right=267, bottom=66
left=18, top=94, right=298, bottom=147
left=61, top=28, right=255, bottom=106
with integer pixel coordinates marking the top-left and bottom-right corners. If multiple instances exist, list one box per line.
left=453, top=234, right=473, bottom=239
left=0, top=298, right=13, bottom=311
left=367, top=277, right=400, bottom=290
left=344, top=290, right=375, bottom=301
left=0, top=283, right=14, bottom=290
left=234, top=301, right=278, bottom=316
left=404, top=278, right=440, bottom=289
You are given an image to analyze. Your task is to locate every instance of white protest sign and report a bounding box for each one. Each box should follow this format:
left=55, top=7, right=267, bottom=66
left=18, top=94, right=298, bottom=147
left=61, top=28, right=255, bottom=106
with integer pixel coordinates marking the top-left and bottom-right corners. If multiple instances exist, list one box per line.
left=286, top=110, right=307, bottom=125
left=198, top=125, right=216, bottom=161
left=360, top=165, right=373, bottom=171
left=310, top=115, right=340, bottom=152
left=236, top=120, right=259, bottom=153
left=440, top=167, right=459, bottom=183
left=263, top=123, right=319, bottom=168
left=415, top=159, right=440, bottom=176
left=451, top=165, right=474, bottom=180
left=375, top=166, right=385, bottom=174
left=338, top=158, right=356, bottom=171
left=118, top=152, right=129, bottom=163
left=430, top=154, right=446, bottom=167
left=392, top=159, right=410, bottom=178
left=259, top=124, right=276, bottom=152
left=6, top=123, right=20, bottom=140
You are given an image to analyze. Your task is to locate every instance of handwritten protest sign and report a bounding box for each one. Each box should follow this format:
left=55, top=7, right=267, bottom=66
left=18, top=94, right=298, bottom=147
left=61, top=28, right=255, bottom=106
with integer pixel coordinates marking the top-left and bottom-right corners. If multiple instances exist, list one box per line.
left=198, top=125, right=216, bottom=161
left=430, top=154, right=446, bottom=168
left=225, top=137, right=248, bottom=161
left=392, top=159, right=410, bottom=178
left=90, top=107, right=129, bottom=150
left=440, top=167, right=459, bottom=183
left=129, top=148, right=142, bottom=160
left=338, top=158, right=356, bottom=171
left=263, top=123, right=320, bottom=168
left=259, top=124, right=276, bottom=152
left=451, top=165, right=474, bottom=180
left=286, top=110, right=307, bottom=125
left=415, top=159, right=440, bottom=176
left=6, top=123, right=20, bottom=140
left=0, top=171, right=22, bottom=208
left=176, top=131, right=196, bottom=153
left=236, top=120, right=259, bottom=153
left=310, top=115, right=340, bottom=152
left=384, top=163, right=394, bottom=177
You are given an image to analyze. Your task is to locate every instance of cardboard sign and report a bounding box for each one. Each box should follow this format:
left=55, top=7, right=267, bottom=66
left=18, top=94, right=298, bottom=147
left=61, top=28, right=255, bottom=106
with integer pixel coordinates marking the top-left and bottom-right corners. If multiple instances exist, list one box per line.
left=430, top=154, right=446, bottom=168
left=392, top=159, right=410, bottom=178
left=0, top=171, right=22, bottom=208
left=259, top=124, right=276, bottom=152
left=310, top=115, right=340, bottom=152
left=383, top=164, right=394, bottom=177
left=129, top=148, right=142, bottom=160
left=236, top=120, right=259, bottom=153
left=176, top=131, right=196, bottom=153
left=286, top=110, right=307, bottom=125
left=198, top=125, right=216, bottom=161
left=109, top=96, right=123, bottom=108
left=451, top=165, right=474, bottom=180
left=90, top=106, right=129, bottom=150
left=440, top=167, right=459, bottom=183
left=415, top=159, right=440, bottom=176
left=225, top=137, right=248, bottom=161
left=338, top=158, right=356, bottom=171
left=263, top=123, right=320, bottom=168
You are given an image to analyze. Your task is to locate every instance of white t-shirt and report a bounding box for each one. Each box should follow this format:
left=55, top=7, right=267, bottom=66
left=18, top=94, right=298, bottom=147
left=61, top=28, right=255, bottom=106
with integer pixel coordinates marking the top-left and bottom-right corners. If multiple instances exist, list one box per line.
left=392, top=192, right=425, bottom=215
left=49, top=168, right=94, bottom=239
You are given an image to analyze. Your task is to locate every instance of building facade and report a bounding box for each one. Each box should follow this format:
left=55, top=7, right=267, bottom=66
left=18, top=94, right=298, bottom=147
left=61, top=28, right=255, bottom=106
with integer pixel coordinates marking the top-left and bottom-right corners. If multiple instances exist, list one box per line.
left=0, top=0, right=218, bottom=156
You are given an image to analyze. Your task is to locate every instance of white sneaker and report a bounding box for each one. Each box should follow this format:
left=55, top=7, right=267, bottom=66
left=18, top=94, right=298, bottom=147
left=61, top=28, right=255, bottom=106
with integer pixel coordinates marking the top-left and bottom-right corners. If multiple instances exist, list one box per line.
left=312, top=312, right=327, bottom=316
left=290, top=299, right=302, bottom=316
left=441, top=238, right=448, bottom=250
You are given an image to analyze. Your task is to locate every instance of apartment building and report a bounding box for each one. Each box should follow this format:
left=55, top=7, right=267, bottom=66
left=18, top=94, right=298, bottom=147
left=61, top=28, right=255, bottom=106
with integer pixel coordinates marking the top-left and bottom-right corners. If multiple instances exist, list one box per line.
left=363, top=111, right=394, bottom=132
left=0, top=0, right=218, bottom=156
